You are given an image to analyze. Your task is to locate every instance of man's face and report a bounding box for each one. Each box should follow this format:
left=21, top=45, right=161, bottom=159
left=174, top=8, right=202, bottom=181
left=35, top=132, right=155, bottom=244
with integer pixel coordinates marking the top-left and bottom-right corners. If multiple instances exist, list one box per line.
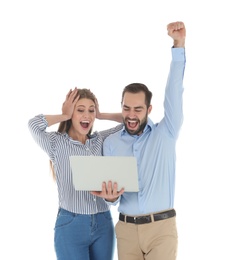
left=122, top=91, right=152, bottom=135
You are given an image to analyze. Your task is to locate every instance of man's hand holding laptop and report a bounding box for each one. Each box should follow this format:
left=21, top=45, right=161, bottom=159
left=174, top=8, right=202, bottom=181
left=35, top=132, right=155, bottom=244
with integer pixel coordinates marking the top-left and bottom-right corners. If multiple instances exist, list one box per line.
left=91, top=181, right=125, bottom=202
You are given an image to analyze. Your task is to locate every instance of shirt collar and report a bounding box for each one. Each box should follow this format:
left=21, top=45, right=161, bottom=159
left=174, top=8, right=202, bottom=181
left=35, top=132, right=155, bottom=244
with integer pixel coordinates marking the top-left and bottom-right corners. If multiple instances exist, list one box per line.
left=63, top=132, right=94, bottom=145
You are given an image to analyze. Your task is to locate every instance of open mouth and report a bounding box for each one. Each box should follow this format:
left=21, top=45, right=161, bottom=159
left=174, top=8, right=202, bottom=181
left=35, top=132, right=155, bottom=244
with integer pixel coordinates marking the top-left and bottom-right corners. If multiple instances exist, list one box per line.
left=80, top=120, right=90, bottom=129
left=127, top=119, right=138, bottom=129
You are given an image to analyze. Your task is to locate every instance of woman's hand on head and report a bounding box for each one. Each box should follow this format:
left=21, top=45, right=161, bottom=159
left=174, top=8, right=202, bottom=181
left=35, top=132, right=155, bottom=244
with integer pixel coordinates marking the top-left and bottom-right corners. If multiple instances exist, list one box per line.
left=95, top=98, right=102, bottom=119
left=62, top=88, right=79, bottom=119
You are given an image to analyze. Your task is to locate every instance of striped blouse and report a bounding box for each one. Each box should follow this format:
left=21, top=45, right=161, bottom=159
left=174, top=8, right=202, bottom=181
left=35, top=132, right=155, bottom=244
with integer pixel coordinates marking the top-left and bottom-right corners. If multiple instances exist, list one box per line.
left=28, top=114, right=123, bottom=214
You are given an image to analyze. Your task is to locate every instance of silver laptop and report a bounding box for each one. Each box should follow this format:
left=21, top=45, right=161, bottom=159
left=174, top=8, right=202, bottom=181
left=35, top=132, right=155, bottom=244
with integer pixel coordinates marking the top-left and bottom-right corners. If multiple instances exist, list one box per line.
left=70, top=156, right=139, bottom=192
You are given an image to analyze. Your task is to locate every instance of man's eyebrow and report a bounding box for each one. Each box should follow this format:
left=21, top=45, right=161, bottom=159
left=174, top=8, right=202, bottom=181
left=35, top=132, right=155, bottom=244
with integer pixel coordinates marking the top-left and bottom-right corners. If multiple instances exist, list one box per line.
left=123, top=104, right=144, bottom=109
left=134, top=106, right=144, bottom=109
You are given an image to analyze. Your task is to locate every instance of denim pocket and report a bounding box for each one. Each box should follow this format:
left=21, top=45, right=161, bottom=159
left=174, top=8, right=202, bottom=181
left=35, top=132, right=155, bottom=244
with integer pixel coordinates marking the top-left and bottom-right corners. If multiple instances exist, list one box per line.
left=54, top=208, right=75, bottom=230
left=102, top=210, right=113, bottom=221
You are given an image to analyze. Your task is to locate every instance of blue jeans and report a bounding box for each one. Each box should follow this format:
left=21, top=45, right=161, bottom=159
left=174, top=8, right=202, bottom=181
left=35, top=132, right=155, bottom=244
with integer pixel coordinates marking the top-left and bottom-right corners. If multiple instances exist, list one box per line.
left=54, top=208, right=115, bottom=260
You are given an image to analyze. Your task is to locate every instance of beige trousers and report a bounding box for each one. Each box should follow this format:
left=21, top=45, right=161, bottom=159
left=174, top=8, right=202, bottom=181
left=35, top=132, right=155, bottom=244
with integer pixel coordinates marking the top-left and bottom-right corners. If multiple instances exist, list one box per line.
left=115, top=216, right=178, bottom=260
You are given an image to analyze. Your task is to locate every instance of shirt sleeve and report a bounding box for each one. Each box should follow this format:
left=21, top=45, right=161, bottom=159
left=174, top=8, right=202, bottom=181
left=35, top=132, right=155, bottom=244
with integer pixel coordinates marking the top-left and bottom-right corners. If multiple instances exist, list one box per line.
left=99, top=123, right=124, bottom=141
left=163, top=47, right=186, bottom=139
left=28, top=114, right=57, bottom=160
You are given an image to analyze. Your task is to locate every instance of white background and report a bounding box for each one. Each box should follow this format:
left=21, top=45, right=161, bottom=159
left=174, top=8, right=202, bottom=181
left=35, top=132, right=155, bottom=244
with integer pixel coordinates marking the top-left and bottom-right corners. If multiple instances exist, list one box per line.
left=1, top=1, right=230, bottom=259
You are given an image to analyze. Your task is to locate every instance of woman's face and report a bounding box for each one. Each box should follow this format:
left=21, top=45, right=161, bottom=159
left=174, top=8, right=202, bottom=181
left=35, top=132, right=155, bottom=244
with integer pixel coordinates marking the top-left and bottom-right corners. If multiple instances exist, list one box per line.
left=71, top=98, right=96, bottom=136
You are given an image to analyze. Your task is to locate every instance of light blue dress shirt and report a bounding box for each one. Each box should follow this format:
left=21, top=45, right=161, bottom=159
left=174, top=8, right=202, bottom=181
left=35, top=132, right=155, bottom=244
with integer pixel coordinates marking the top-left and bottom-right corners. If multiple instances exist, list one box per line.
left=103, top=47, right=186, bottom=215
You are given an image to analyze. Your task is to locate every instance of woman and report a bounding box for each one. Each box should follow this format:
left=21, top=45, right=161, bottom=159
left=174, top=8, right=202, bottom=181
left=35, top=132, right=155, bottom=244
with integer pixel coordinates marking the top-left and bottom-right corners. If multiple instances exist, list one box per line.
left=28, top=87, right=123, bottom=260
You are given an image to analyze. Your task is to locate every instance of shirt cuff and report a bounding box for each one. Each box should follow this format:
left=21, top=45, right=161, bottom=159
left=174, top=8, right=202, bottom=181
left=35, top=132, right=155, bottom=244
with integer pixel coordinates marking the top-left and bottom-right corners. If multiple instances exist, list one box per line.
left=104, top=196, right=120, bottom=206
left=171, top=47, right=185, bottom=61
left=37, top=114, right=48, bottom=128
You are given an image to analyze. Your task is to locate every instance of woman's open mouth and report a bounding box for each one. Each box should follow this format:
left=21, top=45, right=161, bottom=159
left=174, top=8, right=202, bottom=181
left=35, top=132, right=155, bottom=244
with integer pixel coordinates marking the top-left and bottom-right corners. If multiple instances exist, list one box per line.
left=80, top=120, right=90, bottom=129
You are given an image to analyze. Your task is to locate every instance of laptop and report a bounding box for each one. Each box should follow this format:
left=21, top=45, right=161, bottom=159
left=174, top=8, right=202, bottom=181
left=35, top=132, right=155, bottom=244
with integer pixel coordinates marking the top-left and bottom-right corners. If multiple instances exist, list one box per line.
left=69, top=156, right=139, bottom=192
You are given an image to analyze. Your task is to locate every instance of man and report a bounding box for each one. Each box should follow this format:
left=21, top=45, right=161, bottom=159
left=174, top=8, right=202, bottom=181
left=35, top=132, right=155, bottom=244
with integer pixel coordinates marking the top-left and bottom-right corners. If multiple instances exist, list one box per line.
left=91, top=21, right=186, bottom=260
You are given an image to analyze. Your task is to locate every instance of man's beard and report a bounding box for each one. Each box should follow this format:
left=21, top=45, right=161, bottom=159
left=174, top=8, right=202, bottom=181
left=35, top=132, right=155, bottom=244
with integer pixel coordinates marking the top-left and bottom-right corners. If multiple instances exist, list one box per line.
left=124, top=114, right=148, bottom=136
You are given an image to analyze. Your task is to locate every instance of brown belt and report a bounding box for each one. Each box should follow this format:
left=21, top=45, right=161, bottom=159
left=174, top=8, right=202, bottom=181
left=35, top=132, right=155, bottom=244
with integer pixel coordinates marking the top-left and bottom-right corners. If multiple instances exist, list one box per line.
left=119, top=209, right=176, bottom=224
